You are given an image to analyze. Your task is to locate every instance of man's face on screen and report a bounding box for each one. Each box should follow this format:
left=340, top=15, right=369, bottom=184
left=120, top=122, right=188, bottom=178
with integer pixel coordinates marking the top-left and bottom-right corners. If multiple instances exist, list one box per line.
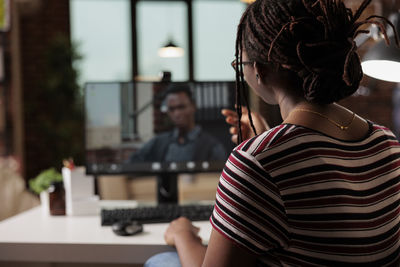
left=166, top=92, right=196, bottom=130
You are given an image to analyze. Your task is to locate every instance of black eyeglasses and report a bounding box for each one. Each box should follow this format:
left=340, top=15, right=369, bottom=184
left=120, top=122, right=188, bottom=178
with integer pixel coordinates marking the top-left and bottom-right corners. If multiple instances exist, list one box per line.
left=231, top=59, right=253, bottom=71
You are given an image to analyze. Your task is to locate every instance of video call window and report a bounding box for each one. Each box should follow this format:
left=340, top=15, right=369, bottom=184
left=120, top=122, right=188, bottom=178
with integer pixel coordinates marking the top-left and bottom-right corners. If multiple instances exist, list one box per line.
left=85, top=81, right=236, bottom=175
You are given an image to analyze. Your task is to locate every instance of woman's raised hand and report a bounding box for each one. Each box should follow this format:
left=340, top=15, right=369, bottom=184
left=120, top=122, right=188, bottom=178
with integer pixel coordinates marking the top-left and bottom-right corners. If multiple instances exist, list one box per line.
left=221, top=107, right=270, bottom=144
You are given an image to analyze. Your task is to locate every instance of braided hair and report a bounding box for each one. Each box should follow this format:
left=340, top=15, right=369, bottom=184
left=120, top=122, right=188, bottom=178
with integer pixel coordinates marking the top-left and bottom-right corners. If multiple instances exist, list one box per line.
left=234, top=0, right=399, bottom=143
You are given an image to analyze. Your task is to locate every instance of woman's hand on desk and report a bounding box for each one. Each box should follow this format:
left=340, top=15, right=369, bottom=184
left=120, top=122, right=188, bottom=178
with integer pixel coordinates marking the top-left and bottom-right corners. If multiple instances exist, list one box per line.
left=164, top=217, right=201, bottom=246
left=164, top=217, right=206, bottom=267
left=222, top=108, right=270, bottom=144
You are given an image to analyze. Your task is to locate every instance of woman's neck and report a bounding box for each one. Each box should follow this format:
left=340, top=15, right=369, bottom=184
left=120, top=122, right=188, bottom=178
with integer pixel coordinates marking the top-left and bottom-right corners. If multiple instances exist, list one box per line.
left=277, top=94, right=306, bottom=120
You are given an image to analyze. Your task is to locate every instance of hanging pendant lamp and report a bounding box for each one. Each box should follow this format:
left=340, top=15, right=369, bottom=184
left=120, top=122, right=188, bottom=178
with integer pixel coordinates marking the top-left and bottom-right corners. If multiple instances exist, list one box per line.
left=240, top=0, right=256, bottom=3
left=158, top=39, right=184, bottom=58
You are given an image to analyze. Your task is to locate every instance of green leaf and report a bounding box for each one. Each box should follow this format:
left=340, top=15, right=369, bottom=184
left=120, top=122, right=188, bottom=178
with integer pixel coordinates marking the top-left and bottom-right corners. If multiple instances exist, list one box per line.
left=28, top=168, right=63, bottom=195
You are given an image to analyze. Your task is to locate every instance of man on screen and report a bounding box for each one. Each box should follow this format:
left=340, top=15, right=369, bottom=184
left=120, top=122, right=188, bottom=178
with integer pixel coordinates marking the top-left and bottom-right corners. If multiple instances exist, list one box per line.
left=129, top=85, right=228, bottom=163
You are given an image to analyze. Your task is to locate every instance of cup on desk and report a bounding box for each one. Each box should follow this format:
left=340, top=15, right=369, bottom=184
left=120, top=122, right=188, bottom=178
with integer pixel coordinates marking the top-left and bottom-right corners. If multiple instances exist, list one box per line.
left=48, top=181, right=66, bottom=215
left=40, top=181, right=66, bottom=216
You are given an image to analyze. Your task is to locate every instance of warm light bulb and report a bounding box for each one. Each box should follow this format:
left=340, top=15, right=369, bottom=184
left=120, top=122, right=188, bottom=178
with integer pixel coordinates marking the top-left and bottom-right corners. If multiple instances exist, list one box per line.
left=361, top=60, right=400, bottom=83
left=158, top=46, right=184, bottom=58
left=240, top=0, right=256, bottom=3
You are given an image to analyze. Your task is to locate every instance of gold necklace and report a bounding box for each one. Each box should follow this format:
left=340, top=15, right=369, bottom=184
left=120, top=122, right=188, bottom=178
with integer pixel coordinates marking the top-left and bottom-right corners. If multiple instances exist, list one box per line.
left=291, top=108, right=355, bottom=130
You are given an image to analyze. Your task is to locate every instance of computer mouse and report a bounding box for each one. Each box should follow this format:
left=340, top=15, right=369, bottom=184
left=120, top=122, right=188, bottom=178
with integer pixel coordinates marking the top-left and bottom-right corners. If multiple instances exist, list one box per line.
left=112, top=221, right=143, bottom=236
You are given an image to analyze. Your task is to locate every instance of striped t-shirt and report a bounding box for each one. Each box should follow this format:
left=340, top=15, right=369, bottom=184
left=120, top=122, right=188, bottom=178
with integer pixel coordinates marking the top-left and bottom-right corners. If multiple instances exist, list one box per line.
left=211, top=122, right=400, bottom=266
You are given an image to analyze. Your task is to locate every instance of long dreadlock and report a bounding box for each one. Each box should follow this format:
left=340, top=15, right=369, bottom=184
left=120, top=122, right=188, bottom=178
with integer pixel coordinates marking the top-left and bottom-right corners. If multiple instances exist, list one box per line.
left=235, top=8, right=258, bottom=144
left=234, top=0, right=399, bottom=144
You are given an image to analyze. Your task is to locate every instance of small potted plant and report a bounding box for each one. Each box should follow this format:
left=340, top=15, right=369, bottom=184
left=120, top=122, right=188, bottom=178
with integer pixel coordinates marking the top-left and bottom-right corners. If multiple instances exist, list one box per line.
left=29, top=168, right=63, bottom=215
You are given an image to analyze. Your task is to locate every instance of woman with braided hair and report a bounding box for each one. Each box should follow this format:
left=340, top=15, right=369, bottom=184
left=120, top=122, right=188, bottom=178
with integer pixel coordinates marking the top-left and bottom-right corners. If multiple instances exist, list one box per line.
left=144, top=0, right=400, bottom=266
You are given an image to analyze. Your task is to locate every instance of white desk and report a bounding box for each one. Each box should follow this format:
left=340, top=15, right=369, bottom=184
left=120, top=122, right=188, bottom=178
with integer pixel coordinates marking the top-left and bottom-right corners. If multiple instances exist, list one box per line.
left=0, top=206, right=212, bottom=264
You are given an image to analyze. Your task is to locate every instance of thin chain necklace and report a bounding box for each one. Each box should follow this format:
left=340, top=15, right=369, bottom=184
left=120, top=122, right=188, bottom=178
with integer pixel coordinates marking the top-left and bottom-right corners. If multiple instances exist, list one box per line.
left=291, top=108, right=355, bottom=130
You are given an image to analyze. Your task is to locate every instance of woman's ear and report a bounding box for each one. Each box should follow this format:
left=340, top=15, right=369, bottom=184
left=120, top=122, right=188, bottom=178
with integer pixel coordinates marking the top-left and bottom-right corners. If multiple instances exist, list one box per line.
left=254, top=62, right=265, bottom=85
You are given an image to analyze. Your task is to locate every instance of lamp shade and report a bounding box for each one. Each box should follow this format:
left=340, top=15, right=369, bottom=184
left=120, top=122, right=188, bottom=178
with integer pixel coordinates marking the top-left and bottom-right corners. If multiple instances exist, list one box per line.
left=361, top=13, right=400, bottom=83
left=158, top=40, right=184, bottom=58
left=361, top=36, right=400, bottom=82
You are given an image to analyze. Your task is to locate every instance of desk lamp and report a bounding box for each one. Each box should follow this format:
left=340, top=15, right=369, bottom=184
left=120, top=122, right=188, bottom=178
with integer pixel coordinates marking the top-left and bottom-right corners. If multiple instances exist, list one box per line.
left=361, top=12, right=400, bottom=82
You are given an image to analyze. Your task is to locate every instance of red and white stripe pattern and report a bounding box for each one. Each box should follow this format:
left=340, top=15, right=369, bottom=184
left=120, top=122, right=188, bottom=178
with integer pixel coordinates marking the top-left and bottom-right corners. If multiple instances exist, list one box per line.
left=211, top=122, right=400, bottom=266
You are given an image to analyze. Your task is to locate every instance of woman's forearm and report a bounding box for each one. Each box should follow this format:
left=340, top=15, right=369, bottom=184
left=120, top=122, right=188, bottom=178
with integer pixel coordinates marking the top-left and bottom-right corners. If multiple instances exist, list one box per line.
left=174, top=232, right=207, bottom=267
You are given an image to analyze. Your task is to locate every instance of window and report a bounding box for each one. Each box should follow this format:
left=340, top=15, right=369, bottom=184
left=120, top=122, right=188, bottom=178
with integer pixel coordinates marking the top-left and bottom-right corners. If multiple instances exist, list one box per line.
left=70, top=0, right=247, bottom=83
left=70, top=0, right=132, bottom=85
left=193, top=1, right=246, bottom=80
left=136, top=1, right=188, bottom=81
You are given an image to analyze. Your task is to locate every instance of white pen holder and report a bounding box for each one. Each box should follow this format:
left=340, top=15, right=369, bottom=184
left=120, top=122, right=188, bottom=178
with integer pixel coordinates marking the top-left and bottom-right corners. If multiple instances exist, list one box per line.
left=40, top=191, right=50, bottom=216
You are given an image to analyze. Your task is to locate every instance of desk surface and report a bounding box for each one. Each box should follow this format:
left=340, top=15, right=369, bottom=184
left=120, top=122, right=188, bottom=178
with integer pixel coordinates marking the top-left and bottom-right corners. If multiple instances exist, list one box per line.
left=0, top=206, right=212, bottom=264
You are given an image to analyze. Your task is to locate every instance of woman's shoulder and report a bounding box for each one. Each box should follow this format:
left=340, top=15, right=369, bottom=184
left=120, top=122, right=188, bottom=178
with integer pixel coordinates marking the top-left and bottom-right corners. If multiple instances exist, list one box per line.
left=370, top=120, right=397, bottom=135
left=234, top=120, right=398, bottom=158
left=235, top=123, right=306, bottom=155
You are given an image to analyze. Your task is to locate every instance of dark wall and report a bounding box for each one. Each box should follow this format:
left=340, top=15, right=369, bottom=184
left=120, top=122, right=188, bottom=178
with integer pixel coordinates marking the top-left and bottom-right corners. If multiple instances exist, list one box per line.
left=340, top=76, right=396, bottom=131
left=19, top=0, right=75, bottom=181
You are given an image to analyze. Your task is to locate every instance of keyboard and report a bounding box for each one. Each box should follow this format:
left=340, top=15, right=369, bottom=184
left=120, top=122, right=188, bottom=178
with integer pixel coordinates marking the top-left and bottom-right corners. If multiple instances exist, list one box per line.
left=101, top=203, right=214, bottom=226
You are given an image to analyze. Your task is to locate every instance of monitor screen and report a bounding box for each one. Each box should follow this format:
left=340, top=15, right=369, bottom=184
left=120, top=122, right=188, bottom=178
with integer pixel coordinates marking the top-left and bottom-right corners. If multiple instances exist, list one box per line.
left=84, top=81, right=236, bottom=175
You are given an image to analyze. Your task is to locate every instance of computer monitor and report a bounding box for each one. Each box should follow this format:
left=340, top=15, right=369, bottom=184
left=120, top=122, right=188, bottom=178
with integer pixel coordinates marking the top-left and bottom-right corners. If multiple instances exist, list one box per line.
left=84, top=81, right=236, bottom=203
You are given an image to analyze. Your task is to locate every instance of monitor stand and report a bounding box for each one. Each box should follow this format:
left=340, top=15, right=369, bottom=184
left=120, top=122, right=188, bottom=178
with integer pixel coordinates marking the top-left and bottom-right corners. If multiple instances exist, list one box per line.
left=156, top=173, right=178, bottom=204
